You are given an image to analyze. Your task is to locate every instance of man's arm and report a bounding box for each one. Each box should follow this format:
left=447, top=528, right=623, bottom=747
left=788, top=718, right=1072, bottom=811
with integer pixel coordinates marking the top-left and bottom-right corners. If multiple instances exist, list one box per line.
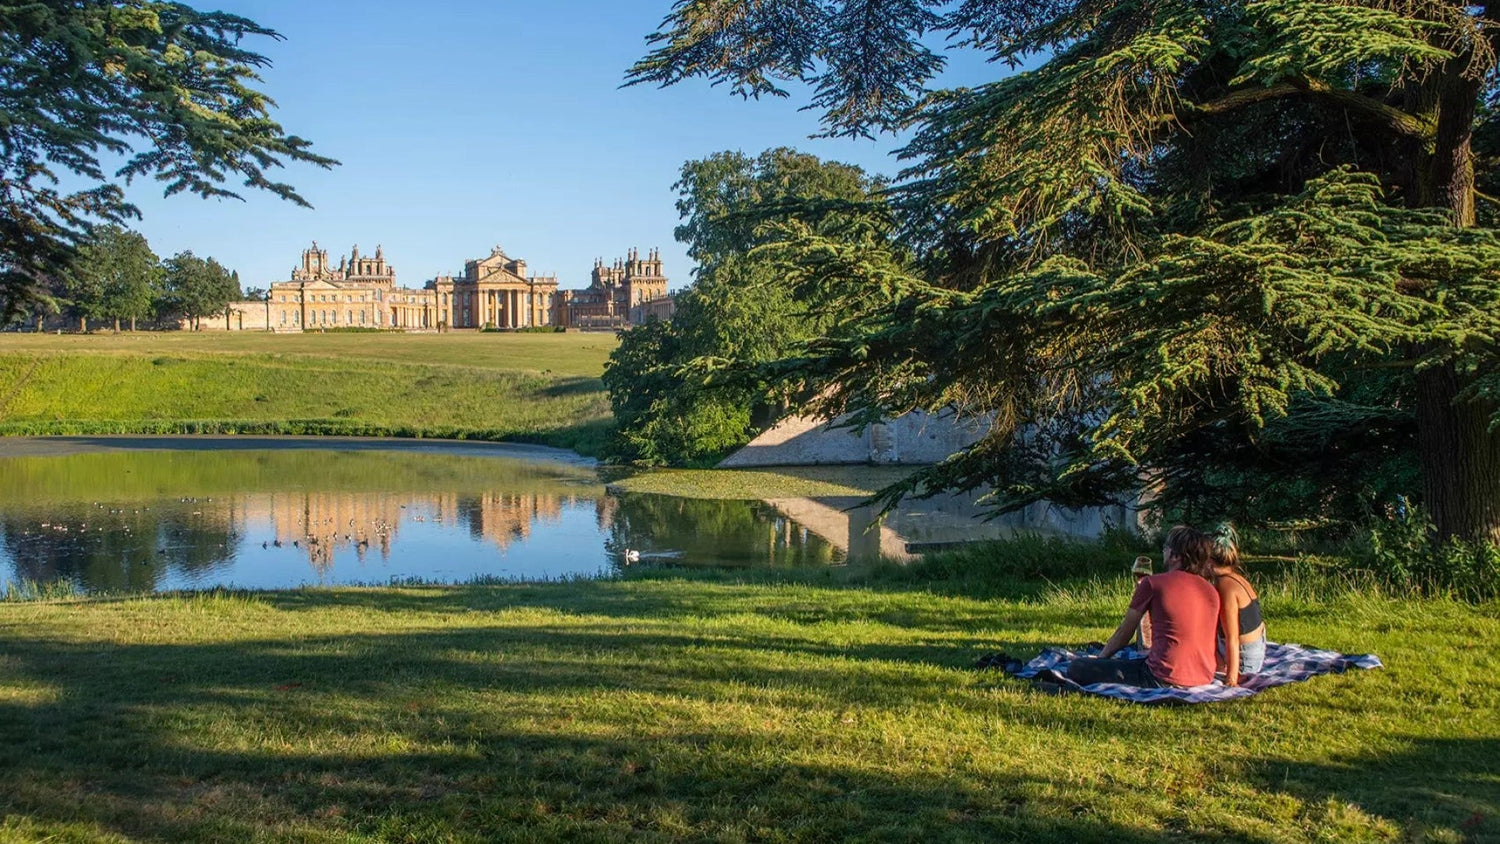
left=1099, top=608, right=1145, bottom=658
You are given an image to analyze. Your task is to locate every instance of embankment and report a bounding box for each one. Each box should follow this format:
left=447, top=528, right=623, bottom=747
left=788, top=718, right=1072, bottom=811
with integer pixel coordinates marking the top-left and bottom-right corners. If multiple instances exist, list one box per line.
left=0, top=333, right=617, bottom=455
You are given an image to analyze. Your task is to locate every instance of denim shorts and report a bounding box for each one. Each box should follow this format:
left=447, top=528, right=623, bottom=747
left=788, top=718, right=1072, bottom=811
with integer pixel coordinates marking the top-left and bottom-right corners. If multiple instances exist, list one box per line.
left=1220, top=634, right=1267, bottom=674
left=1238, top=635, right=1266, bottom=674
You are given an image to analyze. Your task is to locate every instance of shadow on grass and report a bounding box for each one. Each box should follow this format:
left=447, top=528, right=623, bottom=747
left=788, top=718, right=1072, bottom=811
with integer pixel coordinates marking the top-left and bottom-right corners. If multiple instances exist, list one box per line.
left=0, top=623, right=1176, bottom=842
left=536, top=376, right=605, bottom=398
left=2, top=572, right=1482, bottom=840
left=1247, top=738, right=1500, bottom=841
left=525, top=415, right=613, bottom=457
left=254, top=578, right=1096, bottom=640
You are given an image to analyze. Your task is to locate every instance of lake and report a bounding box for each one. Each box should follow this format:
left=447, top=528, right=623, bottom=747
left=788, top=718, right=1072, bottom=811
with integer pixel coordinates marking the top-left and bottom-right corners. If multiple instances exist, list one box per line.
left=0, top=437, right=1128, bottom=595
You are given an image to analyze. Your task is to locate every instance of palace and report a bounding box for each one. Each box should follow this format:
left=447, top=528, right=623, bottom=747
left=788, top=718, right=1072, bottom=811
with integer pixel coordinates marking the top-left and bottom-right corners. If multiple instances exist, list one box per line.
left=555, top=248, right=671, bottom=329
left=251, top=243, right=440, bottom=331
left=429, top=245, right=559, bottom=329
left=213, top=243, right=672, bottom=332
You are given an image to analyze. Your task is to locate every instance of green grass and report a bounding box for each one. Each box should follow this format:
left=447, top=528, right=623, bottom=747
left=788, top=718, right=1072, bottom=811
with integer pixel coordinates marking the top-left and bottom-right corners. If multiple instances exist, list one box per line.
left=609, top=466, right=917, bottom=499
left=0, top=561, right=1495, bottom=842
left=0, top=331, right=618, bottom=377
left=0, top=332, right=618, bottom=455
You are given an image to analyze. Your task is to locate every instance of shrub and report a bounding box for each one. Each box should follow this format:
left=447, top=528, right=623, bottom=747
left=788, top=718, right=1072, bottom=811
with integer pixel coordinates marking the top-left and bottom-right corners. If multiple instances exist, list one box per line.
left=1351, top=500, right=1500, bottom=599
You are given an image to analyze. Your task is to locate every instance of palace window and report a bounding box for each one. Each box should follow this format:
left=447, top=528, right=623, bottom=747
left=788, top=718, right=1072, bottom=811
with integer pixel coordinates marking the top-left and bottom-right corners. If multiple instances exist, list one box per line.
left=359, top=311, right=366, bottom=324
left=347, top=310, right=353, bottom=324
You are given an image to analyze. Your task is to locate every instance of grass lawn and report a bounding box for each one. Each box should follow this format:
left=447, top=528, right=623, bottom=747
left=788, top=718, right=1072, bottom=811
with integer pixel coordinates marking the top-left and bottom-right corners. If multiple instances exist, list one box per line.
left=0, top=562, right=1494, bottom=842
left=608, top=466, right=917, bottom=499
left=0, top=332, right=618, bottom=378
left=0, top=332, right=618, bottom=455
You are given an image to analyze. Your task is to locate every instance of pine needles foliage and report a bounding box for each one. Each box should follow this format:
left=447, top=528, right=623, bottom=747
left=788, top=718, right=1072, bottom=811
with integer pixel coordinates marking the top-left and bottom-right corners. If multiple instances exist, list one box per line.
left=0, top=1, right=334, bottom=319
left=631, top=0, right=1500, bottom=545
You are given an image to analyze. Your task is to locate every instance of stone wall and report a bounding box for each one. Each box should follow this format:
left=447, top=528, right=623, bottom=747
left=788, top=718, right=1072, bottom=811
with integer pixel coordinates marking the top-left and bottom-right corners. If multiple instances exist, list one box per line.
left=178, top=301, right=272, bottom=332
left=718, top=409, right=988, bottom=468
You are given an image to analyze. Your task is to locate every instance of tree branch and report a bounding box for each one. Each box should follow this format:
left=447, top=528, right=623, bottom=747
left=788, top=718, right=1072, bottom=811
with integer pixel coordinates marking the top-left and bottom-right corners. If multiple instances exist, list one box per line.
left=1295, top=78, right=1433, bottom=140
left=1184, top=79, right=1433, bottom=140
left=1191, top=82, right=1301, bottom=115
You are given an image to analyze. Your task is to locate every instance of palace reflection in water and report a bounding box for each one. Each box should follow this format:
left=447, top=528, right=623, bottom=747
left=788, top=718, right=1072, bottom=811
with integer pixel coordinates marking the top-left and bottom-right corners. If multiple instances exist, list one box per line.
left=0, top=445, right=1122, bottom=595
left=0, top=447, right=855, bottom=594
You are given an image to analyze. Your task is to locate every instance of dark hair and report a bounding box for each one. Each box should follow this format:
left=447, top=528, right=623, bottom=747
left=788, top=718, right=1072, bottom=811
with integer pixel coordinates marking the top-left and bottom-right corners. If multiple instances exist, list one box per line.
left=1210, top=522, right=1241, bottom=571
left=1163, top=525, right=1216, bottom=580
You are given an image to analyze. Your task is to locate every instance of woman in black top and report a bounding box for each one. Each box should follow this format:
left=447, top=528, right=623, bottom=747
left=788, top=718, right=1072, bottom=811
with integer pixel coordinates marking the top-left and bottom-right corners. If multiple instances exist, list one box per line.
left=1211, top=524, right=1267, bottom=685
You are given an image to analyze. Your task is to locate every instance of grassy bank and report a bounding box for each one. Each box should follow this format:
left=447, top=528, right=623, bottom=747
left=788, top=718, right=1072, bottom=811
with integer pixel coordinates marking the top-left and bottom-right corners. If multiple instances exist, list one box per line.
left=0, top=333, right=617, bottom=455
left=0, top=332, right=618, bottom=377
left=0, top=560, right=1494, bottom=842
left=607, top=466, right=916, bottom=499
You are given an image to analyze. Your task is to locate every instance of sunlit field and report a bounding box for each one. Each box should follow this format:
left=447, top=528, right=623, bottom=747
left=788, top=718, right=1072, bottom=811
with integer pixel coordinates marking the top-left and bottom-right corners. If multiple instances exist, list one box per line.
left=0, top=332, right=618, bottom=454
left=0, top=558, right=1494, bottom=842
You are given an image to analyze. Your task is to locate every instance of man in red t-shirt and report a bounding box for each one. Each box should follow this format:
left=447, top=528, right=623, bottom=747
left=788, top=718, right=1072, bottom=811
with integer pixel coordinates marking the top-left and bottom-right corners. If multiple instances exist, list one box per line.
left=1067, top=526, right=1221, bottom=688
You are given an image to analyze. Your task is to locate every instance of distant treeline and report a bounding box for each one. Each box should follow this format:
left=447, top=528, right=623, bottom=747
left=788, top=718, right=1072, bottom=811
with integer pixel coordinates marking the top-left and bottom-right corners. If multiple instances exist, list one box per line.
left=8, top=226, right=243, bottom=333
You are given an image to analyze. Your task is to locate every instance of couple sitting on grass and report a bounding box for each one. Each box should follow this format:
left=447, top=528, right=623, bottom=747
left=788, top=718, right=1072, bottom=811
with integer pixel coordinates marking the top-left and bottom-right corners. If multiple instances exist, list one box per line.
left=1068, top=525, right=1266, bottom=689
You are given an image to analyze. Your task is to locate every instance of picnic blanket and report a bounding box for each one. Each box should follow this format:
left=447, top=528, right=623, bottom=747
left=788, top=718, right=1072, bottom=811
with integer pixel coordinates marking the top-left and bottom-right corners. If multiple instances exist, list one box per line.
left=1003, top=642, right=1382, bottom=705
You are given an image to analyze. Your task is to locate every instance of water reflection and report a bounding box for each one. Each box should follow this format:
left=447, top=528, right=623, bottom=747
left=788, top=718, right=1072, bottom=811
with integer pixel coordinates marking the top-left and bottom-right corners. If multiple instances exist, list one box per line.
left=1, top=501, right=233, bottom=592
left=604, top=494, right=841, bottom=568
left=0, top=442, right=1132, bottom=595
left=0, top=445, right=853, bottom=593
left=0, top=490, right=603, bottom=592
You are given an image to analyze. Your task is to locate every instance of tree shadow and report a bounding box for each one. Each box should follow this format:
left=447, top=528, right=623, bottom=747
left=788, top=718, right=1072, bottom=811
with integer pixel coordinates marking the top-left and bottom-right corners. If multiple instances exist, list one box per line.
left=2, top=577, right=1455, bottom=840
left=536, top=376, right=605, bottom=398
left=256, top=579, right=1103, bottom=639
left=1244, top=737, right=1500, bottom=840
left=0, top=622, right=1198, bottom=841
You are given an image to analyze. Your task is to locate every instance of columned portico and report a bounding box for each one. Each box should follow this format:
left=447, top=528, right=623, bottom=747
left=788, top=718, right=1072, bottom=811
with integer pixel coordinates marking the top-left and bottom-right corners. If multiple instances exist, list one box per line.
left=426, top=245, right=560, bottom=330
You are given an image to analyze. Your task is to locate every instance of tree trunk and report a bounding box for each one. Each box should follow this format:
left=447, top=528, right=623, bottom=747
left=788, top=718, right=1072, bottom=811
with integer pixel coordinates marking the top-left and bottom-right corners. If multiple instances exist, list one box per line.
left=79, top=316, right=86, bottom=332
left=130, top=317, right=136, bottom=332
left=1416, top=363, right=1500, bottom=542
left=113, top=318, right=119, bottom=333
left=1409, top=60, right=1500, bottom=541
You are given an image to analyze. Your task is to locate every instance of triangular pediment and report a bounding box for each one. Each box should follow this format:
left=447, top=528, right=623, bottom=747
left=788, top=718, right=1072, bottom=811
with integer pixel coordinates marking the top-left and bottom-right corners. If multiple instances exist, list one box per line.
left=477, top=265, right=525, bottom=284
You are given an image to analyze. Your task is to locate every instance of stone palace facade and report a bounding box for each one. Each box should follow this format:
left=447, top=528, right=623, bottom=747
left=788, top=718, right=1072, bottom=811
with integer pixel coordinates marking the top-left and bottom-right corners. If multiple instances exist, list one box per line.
left=555, top=248, right=670, bottom=329
left=214, top=242, right=673, bottom=332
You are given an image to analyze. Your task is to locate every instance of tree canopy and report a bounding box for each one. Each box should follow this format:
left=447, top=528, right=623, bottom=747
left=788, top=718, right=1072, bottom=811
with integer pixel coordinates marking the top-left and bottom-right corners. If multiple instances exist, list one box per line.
left=632, top=1, right=1500, bottom=541
left=60, top=225, right=162, bottom=331
left=0, top=1, right=334, bottom=320
left=161, top=250, right=238, bottom=329
left=603, top=148, right=890, bottom=465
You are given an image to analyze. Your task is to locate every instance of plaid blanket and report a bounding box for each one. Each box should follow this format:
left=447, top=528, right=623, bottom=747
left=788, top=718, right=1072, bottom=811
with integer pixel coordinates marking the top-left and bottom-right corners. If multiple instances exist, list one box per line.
left=1007, top=642, right=1382, bottom=705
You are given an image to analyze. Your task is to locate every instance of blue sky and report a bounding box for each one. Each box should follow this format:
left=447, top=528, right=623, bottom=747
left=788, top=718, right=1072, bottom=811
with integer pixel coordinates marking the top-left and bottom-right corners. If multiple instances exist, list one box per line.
left=121, top=1, right=998, bottom=293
